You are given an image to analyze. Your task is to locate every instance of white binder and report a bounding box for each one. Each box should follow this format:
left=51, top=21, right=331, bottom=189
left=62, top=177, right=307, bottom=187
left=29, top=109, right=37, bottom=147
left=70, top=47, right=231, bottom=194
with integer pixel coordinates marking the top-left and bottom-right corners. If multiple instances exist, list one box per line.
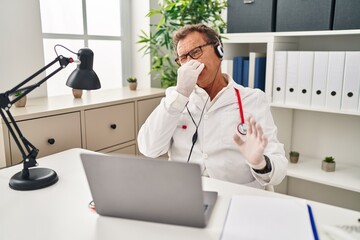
left=285, top=51, right=299, bottom=105
left=311, top=52, right=329, bottom=108
left=326, top=52, right=345, bottom=111
left=297, top=52, right=314, bottom=106
left=341, top=52, right=360, bottom=111
left=272, top=51, right=287, bottom=104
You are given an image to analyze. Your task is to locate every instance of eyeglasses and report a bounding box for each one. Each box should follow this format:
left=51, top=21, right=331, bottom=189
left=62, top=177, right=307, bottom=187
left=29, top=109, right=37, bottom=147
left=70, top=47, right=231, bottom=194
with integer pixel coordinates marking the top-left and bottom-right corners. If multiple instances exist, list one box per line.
left=175, top=42, right=213, bottom=66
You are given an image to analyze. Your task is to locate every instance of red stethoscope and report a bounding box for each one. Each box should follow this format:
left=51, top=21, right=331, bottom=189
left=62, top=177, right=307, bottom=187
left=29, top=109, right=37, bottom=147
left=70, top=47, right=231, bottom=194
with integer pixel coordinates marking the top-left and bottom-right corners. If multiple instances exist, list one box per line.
left=234, top=88, right=247, bottom=135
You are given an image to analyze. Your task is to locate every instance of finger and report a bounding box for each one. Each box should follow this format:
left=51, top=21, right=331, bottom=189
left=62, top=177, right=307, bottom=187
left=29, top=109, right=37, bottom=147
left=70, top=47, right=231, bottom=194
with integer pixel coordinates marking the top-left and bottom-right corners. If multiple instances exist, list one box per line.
left=246, top=116, right=253, bottom=135
left=249, top=117, right=257, bottom=137
left=189, top=59, right=201, bottom=67
left=261, top=135, right=268, bottom=148
left=256, top=122, right=264, bottom=140
left=195, top=63, right=205, bottom=74
left=192, top=61, right=201, bottom=68
left=233, top=134, right=244, bottom=146
left=183, top=59, right=197, bottom=68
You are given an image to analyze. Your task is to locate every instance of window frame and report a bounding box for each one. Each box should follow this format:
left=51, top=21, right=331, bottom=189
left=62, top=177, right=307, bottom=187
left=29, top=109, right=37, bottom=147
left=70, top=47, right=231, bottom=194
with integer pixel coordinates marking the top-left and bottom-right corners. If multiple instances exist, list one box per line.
left=40, top=0, right=131, bottom=93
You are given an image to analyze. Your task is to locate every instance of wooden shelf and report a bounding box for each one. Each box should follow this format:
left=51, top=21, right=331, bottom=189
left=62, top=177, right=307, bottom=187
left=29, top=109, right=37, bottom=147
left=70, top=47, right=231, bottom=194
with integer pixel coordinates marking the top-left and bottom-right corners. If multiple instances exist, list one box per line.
left=287, top=156, right=360, bottom=193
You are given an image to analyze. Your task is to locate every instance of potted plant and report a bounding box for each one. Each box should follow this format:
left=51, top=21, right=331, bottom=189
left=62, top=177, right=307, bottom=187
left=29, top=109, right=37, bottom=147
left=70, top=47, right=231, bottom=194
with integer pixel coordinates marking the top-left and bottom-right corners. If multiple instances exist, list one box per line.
left=289, top=151, right=300, bottom=164
left=72, top=89, right=83, bottom=99
left=137, top=0, right=227, bottom=88
left=321, top=156, right=336, bottom=172
left=13, top=91, right=27, bottom=107
left=127, top=77, right=137, bottom=90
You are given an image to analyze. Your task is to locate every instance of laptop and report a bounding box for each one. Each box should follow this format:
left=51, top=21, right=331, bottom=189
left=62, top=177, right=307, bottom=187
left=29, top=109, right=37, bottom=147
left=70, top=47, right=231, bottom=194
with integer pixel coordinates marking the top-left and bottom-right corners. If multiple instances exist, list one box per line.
left=80, top=153, right=218, bottom=228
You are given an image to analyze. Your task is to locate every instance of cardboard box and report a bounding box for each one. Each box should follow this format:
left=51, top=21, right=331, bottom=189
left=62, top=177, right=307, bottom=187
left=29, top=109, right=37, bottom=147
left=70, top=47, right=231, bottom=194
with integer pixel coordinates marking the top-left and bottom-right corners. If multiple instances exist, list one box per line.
left=276, top=0, right=334, bottom=32
left=227, top=0, right=276, bottom=33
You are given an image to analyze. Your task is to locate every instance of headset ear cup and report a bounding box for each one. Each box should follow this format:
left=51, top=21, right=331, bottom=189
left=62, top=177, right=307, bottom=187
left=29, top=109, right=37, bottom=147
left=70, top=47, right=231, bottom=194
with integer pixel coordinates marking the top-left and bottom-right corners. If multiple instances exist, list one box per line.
left=215, top=45, right=224, bottom=58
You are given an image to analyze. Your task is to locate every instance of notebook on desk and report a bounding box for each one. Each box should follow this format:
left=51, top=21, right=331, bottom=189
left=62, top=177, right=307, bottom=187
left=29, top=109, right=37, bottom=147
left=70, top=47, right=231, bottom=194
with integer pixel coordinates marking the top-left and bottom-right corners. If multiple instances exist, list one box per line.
left=221, top=196, right=319, bottom=240
left=80, top=153, right=218, bottom=228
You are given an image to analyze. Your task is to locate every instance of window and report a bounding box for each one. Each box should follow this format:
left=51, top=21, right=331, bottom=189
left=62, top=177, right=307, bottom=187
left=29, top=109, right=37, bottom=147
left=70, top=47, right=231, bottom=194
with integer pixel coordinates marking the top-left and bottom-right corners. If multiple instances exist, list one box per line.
left=39, top=0, right=130, bottom=96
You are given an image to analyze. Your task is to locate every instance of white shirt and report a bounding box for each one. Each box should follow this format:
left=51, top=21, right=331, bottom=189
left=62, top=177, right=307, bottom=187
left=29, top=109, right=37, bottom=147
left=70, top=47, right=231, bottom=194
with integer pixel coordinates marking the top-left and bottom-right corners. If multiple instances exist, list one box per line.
left=138, top=74, right=288, bottom=189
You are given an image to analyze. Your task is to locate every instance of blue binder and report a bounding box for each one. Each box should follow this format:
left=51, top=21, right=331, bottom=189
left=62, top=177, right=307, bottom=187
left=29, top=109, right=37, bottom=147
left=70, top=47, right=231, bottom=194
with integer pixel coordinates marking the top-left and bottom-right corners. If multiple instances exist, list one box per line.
left=242, top=59, right=249, bottom=87
left=254, top=57, right=266, bottom=91
left=232, top=56, right=249, bottom=85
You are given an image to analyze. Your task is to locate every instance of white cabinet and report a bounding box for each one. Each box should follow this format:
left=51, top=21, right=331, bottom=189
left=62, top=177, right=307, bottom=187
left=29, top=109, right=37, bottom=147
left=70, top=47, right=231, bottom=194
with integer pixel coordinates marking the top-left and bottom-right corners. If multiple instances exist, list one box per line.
left=85, top=102, right=135, bottom=151
left=223, top=30, right=360, bottom=211
left=137, top=97, right=163, bottom=131
left=0, top=88, right=165, bottom=168
left=10, top=112, right=82, bottom=165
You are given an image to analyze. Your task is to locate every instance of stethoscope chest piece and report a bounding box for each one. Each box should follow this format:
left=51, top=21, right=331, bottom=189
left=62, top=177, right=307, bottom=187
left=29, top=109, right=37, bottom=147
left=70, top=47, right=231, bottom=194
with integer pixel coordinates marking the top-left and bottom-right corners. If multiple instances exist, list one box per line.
left=237, top=123, right=247, bottom=135
left=235, top=88, right=247, bottom=135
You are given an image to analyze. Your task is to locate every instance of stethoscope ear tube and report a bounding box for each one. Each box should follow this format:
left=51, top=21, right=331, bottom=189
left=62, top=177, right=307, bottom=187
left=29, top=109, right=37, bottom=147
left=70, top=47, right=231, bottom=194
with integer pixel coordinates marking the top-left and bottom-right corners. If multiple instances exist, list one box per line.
left=235, top=88, right=247, bottom=135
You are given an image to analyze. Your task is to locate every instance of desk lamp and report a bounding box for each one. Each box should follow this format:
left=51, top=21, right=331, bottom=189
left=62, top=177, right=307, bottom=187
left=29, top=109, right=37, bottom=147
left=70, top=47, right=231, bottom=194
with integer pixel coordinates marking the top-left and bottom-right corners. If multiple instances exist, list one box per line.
left=0, top=45, right=101, bottom=191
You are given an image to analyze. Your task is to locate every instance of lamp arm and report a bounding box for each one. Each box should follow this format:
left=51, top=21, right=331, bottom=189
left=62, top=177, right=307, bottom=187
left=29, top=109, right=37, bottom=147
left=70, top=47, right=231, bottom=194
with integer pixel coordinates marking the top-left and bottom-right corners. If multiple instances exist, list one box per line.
left=7, top=55, right=73, bottom=103
left=0, top=55, right=73, bottom=178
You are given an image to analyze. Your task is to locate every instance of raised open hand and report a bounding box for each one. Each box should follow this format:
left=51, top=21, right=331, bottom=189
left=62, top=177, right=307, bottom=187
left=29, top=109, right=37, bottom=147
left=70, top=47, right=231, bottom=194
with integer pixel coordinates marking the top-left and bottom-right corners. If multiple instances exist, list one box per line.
left=233, top=116, right=268, bottom=169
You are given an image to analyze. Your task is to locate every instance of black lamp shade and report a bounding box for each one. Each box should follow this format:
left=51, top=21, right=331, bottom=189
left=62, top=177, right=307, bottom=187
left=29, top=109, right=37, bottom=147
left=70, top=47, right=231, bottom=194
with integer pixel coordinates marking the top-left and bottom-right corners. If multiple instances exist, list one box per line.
left=66, top=48, right=101, bottom=90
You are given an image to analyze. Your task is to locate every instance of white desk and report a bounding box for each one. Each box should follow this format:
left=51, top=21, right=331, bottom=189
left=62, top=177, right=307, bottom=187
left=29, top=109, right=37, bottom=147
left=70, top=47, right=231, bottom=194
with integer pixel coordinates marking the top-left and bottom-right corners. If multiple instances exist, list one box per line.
left=0, top=148, right=359, bottom=240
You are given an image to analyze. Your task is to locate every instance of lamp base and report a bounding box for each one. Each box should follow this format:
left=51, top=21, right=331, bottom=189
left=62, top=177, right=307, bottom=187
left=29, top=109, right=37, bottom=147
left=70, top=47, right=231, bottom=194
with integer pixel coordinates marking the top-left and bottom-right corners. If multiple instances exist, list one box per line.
left=9, top=168, right=59, bottom=191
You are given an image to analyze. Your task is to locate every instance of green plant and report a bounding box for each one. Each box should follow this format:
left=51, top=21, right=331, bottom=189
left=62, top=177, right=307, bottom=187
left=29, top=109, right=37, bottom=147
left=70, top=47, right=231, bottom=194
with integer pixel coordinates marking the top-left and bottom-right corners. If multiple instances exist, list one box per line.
left=290, top=151, right=299, bottom=157
left=127, top=77, right=137, bottom=83
left=137, top=0, right=227, bottom=88
left=323, top=156, right=335, bottom=163
left=14, top=91, right=22, bottom=97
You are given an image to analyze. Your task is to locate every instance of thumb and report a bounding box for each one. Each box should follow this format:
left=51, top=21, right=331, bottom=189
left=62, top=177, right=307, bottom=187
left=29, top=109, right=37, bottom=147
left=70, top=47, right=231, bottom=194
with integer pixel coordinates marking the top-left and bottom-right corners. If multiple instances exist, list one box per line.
left=233, top=134, right=244, bottom=146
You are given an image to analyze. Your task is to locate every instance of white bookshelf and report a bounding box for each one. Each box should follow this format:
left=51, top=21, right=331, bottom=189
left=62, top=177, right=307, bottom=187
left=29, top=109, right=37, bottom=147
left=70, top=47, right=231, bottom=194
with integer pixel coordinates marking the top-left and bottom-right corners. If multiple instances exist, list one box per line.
left=270, top=103, right=360, bottom=116
left=287, top=156, right=360, bottom=193
left=223, top=30, right=360, bottom=210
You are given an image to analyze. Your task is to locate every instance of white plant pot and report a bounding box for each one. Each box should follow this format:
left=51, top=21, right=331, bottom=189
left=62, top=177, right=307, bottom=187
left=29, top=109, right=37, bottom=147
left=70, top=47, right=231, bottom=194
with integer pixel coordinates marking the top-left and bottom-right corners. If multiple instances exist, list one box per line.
left=321, top=161, right=336, bottom=172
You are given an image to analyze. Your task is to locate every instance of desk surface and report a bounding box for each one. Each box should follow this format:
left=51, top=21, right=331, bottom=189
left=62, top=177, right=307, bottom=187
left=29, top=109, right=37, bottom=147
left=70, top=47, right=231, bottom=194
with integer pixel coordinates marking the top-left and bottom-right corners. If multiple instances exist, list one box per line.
left=0, top=148, right=359, bottom=240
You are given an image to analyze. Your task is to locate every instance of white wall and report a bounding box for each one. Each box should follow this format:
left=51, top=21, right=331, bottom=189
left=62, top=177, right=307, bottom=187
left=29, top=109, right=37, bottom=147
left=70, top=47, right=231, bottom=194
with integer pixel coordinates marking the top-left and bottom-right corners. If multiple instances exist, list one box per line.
left=0, top=0, right=47, bottom=98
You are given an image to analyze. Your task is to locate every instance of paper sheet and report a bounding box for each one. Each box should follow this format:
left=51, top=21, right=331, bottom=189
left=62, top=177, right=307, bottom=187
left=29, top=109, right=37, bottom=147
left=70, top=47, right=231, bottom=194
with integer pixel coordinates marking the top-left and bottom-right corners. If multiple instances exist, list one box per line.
left=221, top=196, right=317, bottom=240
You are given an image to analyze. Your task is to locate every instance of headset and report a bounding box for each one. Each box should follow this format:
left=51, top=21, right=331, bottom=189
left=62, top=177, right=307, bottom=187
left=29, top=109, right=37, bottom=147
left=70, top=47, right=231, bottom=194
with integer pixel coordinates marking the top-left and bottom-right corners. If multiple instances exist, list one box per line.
left=214, top=43, right=224, bottom=58
left=213, top=36, right=224, bottom=59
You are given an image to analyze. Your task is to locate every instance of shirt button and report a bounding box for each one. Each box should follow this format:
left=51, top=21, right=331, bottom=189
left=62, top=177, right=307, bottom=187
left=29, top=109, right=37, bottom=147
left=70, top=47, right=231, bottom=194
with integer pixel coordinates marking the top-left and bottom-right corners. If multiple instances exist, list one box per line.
left=202, top=153, right=208, bottom=159
left=204, top=114, right=208, bottom=120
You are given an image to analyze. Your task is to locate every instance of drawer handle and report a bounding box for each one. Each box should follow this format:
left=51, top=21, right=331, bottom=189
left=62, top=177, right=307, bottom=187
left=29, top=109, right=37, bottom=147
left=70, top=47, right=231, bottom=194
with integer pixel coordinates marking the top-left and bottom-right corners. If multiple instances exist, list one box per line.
left=47, top=138, right=56, bottom=145
left=110, top=124, right=117, bottom=130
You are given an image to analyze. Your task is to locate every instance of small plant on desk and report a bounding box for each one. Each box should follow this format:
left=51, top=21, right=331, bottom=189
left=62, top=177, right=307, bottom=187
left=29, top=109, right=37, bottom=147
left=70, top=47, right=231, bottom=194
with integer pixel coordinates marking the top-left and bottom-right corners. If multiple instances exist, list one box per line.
left=127, top=77, right=137, bottom=90
left=289, top=151, right=300, bottom=164
left=322, top=156, right=336, bottom=172
left=13, top=91, right=27, bottom=107
left=127, top=77, right=137, bottom=83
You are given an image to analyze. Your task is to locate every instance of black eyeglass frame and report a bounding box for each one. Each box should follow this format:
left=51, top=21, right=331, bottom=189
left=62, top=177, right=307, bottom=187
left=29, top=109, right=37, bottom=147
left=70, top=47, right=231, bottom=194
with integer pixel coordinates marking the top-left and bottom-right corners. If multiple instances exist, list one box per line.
left=175, top=42, right=213, bottom=66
